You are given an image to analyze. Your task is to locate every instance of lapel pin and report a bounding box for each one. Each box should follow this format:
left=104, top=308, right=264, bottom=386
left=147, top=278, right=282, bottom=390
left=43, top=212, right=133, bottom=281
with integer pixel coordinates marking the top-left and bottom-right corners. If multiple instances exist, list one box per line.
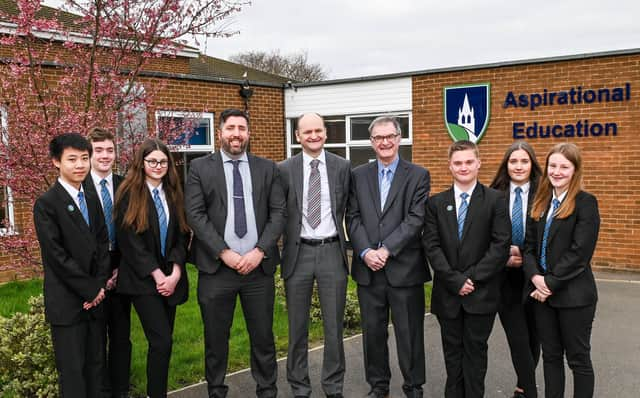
left=446, top=205, right=453, bottom=211
left=67, top=204, right=75, bottom=212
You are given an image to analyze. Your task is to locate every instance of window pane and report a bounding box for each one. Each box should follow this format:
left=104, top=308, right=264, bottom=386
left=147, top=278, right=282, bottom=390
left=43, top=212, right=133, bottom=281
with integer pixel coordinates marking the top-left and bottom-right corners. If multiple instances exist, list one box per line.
left=160, top=117, right=211, bottom=146
left=399, top=145, right=412, bottom=162
left=349, top=146, right=377, bottom=168
left=291, top=147, right=302, bottom=157
left=351, top=115, right=410, bottom=141
left=288, top=116, right=346, bottom=144
left=326, top=147, right=346, bottom=158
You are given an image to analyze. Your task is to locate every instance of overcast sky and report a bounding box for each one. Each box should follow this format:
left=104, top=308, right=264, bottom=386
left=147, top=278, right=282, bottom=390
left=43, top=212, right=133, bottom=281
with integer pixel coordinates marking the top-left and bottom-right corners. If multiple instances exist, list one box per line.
left=201, top=0, right=640, bottom=79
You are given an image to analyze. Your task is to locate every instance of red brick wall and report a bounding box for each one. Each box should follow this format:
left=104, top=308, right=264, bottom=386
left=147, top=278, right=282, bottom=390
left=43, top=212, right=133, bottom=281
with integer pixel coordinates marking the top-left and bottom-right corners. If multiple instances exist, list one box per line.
left=412, top=53, right=640, bottom=271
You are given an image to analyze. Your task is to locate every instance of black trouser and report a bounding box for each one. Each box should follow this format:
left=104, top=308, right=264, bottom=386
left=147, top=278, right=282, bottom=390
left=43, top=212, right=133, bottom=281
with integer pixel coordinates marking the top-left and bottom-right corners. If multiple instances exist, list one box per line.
left=499, top=300, right=540, bottom=398
left=533, top=301, right=596, bottom=398
left=51, top=318, right=105, bottom=398
left=102, top=290, right=132, bottom=397
left=131, top=294, right=176, bottom=398
left=357, top=270, right=425, bottom=397
left=437, top=310, right=496, bottom=398
left=198, top=267, right=277, bottom=398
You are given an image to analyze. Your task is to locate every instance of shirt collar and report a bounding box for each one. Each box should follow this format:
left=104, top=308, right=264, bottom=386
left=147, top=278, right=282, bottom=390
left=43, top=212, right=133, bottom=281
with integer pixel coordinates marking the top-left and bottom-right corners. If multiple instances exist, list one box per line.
left=146, top=181, right=163, bottom=194
left=453, top=181, right=477, bottom=199
left=58, top=177, right=83, bottom=198
left=90, top=170, right=113, bottom=187
left=302, top=149, right=326, bottom=166
left=510, top=181, right=530, bottom=195
left=553, top=189, right=568, bottom=204
left=221, top=150, right=248, bottom=163
left=377, top=156, right=400, bottom=175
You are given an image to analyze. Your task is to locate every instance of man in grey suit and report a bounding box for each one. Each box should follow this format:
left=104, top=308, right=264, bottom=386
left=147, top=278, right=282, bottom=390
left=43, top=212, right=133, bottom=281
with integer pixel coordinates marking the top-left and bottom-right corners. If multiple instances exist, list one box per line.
left=279, top=113, right=350, bottom=398
left=185, top=109, right=286, bottom=398
left=347, top=116, right=431, bottom=398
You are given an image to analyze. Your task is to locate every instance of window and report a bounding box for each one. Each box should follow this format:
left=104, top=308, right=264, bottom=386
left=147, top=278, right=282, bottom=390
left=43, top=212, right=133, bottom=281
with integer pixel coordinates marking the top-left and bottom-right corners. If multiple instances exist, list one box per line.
left=287, top=112, right=412, bottom=167
left=156, top=111, right=215, bottom=153
left=0, top=106, right=15, bottom=236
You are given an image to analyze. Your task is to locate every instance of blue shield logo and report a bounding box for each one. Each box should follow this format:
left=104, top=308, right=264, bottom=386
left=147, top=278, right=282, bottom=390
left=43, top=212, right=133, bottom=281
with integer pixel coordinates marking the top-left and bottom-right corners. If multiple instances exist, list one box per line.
left=444, top=83, right=490, bottom=143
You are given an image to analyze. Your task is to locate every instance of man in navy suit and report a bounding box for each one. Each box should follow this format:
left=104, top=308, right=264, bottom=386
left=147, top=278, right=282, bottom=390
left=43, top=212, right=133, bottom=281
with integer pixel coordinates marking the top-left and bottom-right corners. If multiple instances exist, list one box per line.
left=34, top=133, right=111, bottom=398
left=423, top=140, right=510, bottom=398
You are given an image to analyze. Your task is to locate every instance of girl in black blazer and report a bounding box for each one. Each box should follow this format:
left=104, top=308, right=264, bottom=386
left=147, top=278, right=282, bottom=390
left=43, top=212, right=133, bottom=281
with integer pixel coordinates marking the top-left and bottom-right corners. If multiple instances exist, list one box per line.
left=523, top=143, right=600, bottom=398
left=491, top=141, right=542, bottom=398
left=115, top=138, right=190, bottom=398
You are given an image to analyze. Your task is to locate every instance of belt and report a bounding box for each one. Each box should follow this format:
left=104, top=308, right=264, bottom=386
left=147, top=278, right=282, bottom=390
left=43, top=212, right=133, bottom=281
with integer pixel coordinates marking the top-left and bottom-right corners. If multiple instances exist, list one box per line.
left=300, top=236, right=339, bottom=246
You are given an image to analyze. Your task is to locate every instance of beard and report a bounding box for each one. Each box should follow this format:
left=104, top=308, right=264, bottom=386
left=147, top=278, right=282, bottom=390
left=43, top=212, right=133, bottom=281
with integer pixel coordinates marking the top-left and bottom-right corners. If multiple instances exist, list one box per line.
left=221, top=136, right=249, bottom=155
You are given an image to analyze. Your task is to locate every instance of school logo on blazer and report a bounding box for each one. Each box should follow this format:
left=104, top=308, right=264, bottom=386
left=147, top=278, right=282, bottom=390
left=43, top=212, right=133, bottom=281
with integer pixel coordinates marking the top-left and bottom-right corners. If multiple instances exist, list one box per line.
left=444, top=83, right=491, bottom=143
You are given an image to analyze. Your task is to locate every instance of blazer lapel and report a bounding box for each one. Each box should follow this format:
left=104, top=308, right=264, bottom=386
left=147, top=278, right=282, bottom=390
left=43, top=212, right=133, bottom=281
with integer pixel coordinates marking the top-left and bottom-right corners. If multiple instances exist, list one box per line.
left=248, top=154, right=263, bottom=213
left=292, top=153, right=304, bottom=214
left=326, top=153, right=338, bottom=217
left=147, top=190, right=162, bottom=259
left=54, top=182, right=92, bottom=235
left=442, top=188, right=459, bottom=244
left=211, top=152, right=228, bottom=210
left=461, top=184, right=484, bottom=241
left=366, top=162, right=382, bottom=218
left=381, top=159, right=407, bottom=216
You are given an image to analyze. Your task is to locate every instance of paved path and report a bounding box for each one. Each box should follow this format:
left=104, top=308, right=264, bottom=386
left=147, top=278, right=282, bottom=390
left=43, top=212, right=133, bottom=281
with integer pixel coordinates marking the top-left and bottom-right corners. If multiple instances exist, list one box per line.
left=170, top=274, right=640, bottom=397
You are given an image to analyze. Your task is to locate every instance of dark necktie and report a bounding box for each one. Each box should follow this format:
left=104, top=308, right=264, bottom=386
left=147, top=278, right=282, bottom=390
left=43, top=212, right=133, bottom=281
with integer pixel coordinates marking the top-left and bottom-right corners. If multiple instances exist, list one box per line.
left=231, top=160, right=247, bottom=238
left=152, top=188, right=168, bottom=256
left=512, top=187, right=524, bottom=246
left=100, top=179, right=115, bottom=247
left=307, top=159, right=321, bottom=229
left=540, top=198, right=560, bottom=271
left=457, top=192, right=469, bottom=240
left=77, top=191, right=90, bottom=226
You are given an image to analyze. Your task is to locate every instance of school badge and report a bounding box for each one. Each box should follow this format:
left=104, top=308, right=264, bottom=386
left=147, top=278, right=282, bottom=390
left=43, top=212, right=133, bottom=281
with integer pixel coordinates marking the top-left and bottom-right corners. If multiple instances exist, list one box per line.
left=444, top=83, right=490, bottom=143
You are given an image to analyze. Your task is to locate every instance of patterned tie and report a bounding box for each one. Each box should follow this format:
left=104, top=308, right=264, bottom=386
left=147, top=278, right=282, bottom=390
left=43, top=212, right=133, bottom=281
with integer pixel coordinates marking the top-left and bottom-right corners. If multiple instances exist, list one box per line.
left=77, top=191, right=90, bottom=226
left=231, top=160, right=247, bottom=238
left=307, top=159, right=321, bottom=229
left=380, top=168, right=391, bottom=210
left=152, top=188, right=168, bottom=257
left=100, top=179, right=115, bottom=247
left=457, top=192, right=469, bottom=240
left=540, top=198, right=561, bottom=271
left=512, top=187, right=524, bottom=247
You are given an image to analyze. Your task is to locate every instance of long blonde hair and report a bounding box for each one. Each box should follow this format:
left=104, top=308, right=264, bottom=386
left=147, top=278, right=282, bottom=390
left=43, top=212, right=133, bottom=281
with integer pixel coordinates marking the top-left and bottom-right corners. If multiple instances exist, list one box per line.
left=531, top=143, right=583, bottom=220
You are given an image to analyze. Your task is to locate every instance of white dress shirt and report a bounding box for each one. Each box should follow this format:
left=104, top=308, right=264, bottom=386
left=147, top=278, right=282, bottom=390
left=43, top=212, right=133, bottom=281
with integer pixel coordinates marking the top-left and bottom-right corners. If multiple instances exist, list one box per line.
left=453, top=182, right=477, bottom=217
left=301, top=150, right=337, bottom=239
left=90, top=170, right=114, bottom=210
left=58, top=177, right=86, bottom=209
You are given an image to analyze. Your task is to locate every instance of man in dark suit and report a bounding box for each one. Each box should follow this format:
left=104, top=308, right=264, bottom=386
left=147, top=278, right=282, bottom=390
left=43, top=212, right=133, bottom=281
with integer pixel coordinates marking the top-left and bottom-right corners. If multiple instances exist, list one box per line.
left=279, top=113, right=350, bottom=398
left=83, top=127, right=132, bottom=398
left=185, top=109, right=286, bottom=398
left=423, top=140, right=510, bottom=398
left=34, top=133, right=111, bottom=398
left=347, top=116, right=431, bottom=398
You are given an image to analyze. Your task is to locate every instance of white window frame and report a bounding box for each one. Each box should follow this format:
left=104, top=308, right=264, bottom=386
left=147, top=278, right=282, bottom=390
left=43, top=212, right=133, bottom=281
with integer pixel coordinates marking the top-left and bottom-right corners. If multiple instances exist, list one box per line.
left=155, top=110, right=215, bottom=153
left=0, top=106, right=16, bottom=237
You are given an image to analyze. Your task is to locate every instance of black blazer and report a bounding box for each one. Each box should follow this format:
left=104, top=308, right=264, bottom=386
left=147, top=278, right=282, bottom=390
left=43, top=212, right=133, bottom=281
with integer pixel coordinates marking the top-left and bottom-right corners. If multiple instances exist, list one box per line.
left=523, top=190, right=600, bottom=308
left=115, top=191, right=189, bottom=306
left=346, top=158, right=431, bottom=287
left=185, top=151, right=286, bottom=275
left=278, top=151, right=351, bottom=279
left=424, top=183, right=511, bottom=318
left=83, top=173, right=123, bottom=268
left=33, top=181, right=111, bottom=325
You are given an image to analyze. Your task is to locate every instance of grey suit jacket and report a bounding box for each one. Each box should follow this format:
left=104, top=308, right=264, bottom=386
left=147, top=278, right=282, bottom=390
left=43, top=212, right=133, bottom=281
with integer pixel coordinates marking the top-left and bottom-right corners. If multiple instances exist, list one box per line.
left=347, top=158, right=431, bottom=287
left=185, top=151, right=286, bottom=275
left=278, top=151, right=351, bottom=279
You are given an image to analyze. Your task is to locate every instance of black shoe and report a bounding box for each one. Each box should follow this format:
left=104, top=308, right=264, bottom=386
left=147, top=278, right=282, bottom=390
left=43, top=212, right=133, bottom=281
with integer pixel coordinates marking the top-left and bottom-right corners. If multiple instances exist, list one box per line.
left=512, top=392, right=527, bottom=398
left=327, top=394, right=344, bottom=398
left=294, top=396, right=309, bottom=398
left=366, top=391, right=389, bottom=398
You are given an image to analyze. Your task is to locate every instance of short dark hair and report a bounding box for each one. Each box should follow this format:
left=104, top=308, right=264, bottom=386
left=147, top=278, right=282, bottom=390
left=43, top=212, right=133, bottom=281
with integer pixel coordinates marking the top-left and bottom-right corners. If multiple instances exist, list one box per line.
left=49, top=133, right=92, bottom=160
left=87, top=127, right=115, bottom=143
left=219, top=109, right=250, bottom=130
left=448, top=139, right=479, bottom=159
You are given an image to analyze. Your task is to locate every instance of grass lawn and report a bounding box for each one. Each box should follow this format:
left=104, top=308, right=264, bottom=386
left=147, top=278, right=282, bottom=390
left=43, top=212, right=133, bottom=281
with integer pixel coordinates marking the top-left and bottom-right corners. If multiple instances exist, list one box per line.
left=0, top=266, right=432, bottom=397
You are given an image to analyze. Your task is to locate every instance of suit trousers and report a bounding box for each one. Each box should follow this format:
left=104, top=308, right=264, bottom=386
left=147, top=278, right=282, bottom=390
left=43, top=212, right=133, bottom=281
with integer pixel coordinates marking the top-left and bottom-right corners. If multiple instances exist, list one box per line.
left=285, top=240, right=347, bottom=397
left=198, top=266, right=277, bottom=398
left=437, top=310, right=496, bottom=398
left=533, top=301, right=596, bottom=398
left=499, top=300, right=540, bottom=398
left=131, top=294, right=176, bottom=398
left=357, top=270, right=425, bottom=396
left=51, top=318, right=105, bottom=398
left=102, top=290, right=132, bottom=396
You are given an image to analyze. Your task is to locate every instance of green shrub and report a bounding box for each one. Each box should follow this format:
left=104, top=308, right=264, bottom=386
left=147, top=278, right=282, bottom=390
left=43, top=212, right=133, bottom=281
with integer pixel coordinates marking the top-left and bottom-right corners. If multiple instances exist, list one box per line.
left=0, top=295, right=58, bottom=398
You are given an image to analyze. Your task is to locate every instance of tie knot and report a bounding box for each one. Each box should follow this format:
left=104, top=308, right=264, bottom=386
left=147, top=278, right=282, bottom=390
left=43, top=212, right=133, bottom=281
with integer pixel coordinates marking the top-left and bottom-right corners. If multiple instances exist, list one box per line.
left=310, top=159, right=320, bottom=169
left=460, top=192, right=469, bottom=201
left=78, top=191, right=84, bottom=200
left=382, top=168, right=390, bottom=177
left=515, top=186, right=522, bottom=194
left=552, top=198, right=560, bottom=208
left=153, top=188, right=159, bottom=197
left=231, top=159, right=241, bottom=168
left=100, top=179, right=107, bottom=187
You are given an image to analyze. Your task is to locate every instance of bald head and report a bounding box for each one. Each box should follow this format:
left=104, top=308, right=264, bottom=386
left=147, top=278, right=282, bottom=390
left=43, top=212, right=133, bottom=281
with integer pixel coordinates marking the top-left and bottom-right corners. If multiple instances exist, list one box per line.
left=295, top=112, right=327, bottom=157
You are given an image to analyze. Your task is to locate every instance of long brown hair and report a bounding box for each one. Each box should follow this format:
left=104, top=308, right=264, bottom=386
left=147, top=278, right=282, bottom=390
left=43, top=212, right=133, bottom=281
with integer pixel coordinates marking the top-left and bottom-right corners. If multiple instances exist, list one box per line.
left=490, top=141, right=542, bottom=191
left=115, top=138, right=189, bottom=233
left=531, top=143, right=583, bottom=220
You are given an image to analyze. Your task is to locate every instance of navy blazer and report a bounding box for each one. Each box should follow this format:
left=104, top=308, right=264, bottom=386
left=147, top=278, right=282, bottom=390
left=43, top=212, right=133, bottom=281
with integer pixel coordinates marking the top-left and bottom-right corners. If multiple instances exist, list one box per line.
left=34, top=181, right=111, bottom=325
left=347, top=158, right=431, bottom=287
left=523, top=190, right=600, bottom=308
left=424, top=183, right=511, bottom=318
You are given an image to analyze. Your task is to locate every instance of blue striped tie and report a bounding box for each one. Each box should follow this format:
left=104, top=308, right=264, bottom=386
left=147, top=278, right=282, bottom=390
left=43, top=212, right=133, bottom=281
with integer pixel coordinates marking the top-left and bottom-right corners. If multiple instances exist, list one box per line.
left=380, top=168, right=391, bottom=210
left=512, top=187, right=524, bottom=246
left=100, top=179, right=115, bottom=247
left=457, top=192, right=469, bottom=240
left=540, top=198, right=560, bottom=271
left=152, top=188, right=168, bottom=257
left=77, top=191, right=90, bottom=226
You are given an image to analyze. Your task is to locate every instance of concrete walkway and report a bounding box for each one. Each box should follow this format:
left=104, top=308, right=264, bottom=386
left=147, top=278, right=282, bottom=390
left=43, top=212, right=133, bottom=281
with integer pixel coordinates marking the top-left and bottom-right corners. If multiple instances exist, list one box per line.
left=170, top=272, right=640, bottom=397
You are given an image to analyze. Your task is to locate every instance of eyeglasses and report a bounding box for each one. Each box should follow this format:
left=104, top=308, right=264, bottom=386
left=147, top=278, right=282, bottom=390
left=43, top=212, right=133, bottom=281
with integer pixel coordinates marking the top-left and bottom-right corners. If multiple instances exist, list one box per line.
left=144, top=159, right=169, bottom=168
left=370, top=133, right=399, bottom=143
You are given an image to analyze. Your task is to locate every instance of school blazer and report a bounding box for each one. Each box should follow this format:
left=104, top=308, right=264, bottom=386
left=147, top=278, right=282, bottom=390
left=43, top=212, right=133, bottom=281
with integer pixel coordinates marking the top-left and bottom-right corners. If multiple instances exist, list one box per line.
left=33, top=181, right=111, bottom=325
left=346, top=158, right=431, bottom=287
left=115, top=192, right=189, bottom=306
left=184, top=151, right=286, bottom=275
left=523, top=191, right=600, bottom=308
left=424, top=183, right=511, bottom=318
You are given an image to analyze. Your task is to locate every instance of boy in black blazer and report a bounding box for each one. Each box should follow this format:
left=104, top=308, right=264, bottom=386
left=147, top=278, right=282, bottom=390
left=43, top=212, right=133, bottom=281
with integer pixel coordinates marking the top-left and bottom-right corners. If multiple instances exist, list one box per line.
left=34, top=133, right=110, bottom=398
left=423, top=140, right=510, bottom=398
